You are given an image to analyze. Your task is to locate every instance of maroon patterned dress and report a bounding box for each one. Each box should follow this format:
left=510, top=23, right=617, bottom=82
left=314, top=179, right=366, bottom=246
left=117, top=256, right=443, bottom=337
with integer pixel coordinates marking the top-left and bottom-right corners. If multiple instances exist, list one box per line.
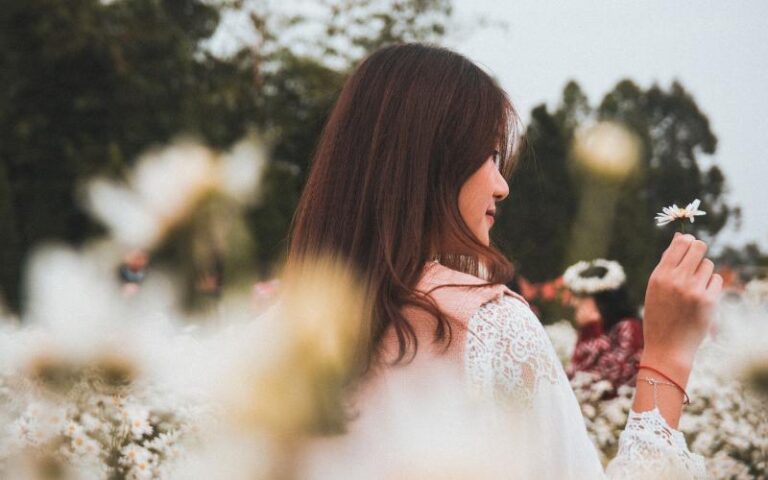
left=567, top=318, right=644, bottom=391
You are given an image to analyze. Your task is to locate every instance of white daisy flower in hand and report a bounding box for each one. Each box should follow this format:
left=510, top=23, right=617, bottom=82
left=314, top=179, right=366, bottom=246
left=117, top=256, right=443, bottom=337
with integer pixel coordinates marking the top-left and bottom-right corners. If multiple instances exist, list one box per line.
left=655, top=198, right=707, bottom=229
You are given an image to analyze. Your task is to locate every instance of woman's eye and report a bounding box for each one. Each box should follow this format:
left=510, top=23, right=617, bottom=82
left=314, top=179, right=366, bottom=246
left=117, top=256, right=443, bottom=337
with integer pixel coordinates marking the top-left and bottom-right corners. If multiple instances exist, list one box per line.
left=492, top=150, right=501, bottom=169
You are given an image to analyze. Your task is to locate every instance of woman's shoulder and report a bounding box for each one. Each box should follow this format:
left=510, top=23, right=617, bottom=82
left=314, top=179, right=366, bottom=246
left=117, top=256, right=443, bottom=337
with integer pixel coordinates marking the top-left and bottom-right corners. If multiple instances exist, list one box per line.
left=414, top=262, right=529, bottom=323
left=417, top=261, right=490, bottom=289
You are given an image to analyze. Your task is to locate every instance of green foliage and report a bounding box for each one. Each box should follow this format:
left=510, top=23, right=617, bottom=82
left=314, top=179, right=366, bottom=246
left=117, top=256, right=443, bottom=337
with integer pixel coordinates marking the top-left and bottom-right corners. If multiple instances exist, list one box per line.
left=0, top=0, right=252, bottom=310
left=0, top=0, right=453, bottom=310
left=318, top=0, right=452, bottom=64
left=249, top=0, right=451, bottom=70
left=496, top=80, right=739, bottom=305
left=494, top=104, right=578, bottom=282
left=256, top=52, right=346, bottom=179
left=716, top=243, right=768, bottom=270
left=248, top=162, right=303, bottom=275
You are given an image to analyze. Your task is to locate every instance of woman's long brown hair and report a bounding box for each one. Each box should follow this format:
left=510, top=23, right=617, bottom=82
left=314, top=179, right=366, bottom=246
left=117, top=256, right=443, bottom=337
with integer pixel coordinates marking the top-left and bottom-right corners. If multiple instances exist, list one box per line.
left=288, top=43, right=523, bottom=374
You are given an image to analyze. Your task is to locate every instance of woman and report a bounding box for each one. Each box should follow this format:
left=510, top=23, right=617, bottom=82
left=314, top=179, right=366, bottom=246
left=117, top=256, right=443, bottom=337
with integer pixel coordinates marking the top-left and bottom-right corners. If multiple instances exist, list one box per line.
left=564, top=259, right=644, bottom=391
left=288, top=44, right=720, bottom=478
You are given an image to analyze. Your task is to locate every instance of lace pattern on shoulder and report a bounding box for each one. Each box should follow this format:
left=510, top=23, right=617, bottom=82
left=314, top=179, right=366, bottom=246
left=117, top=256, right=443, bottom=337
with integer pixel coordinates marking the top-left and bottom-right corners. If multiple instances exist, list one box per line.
left=606, top=408, right=707, bottom=479
left=464, top=295, right=561, bottom=407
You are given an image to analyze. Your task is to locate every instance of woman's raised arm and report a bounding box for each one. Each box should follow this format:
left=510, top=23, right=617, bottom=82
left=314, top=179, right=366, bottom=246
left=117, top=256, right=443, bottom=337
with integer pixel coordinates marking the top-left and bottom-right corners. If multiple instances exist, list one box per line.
left=606, top=232, right=721, bottom=479
left=633, top=232, right=722, bottom=428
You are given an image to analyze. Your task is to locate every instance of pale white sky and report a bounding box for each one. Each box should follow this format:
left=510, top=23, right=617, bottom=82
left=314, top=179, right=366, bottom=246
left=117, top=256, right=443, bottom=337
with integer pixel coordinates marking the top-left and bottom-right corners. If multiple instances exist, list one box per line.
left=446, top=0, right=768, bottom=250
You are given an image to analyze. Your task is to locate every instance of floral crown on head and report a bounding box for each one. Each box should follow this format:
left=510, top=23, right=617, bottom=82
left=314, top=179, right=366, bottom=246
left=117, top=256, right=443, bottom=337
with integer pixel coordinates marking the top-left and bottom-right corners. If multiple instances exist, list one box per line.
left=563, top=259, right=626, bottom=295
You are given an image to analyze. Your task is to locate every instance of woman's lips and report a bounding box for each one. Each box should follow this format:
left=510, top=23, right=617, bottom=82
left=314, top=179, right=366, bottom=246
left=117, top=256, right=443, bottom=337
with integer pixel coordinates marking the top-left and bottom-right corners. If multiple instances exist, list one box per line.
left=486, top=213, right=495, bottom=226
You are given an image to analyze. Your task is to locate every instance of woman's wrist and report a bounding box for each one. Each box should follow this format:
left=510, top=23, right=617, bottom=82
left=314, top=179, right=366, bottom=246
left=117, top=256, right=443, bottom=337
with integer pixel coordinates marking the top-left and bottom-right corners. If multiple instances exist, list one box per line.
left=639, top=350, right=694, bottom=389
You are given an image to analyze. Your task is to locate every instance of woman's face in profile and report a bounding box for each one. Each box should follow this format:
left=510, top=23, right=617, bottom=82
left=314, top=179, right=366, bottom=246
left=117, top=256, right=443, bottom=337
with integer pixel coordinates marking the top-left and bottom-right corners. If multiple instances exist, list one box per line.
left=457, top=152, right=509, bottom=246
left=571, top=295, right=603, bottom=328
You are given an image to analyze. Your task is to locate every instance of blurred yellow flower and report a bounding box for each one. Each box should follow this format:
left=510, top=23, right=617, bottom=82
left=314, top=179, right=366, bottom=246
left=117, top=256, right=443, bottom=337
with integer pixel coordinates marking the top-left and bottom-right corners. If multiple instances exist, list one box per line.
left=222, top=256, right=369, bottom=436
left=571, top=121, right=642, bottom=180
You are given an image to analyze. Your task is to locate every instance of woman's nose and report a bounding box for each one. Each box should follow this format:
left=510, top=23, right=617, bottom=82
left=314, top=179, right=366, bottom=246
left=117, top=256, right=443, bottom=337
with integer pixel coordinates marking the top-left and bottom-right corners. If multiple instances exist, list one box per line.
left=494, top=171, right=509, bottom=201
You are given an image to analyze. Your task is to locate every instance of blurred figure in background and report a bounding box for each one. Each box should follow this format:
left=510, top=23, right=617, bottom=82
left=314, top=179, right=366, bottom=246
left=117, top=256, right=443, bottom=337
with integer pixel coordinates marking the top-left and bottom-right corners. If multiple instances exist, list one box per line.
left=563, top=259, right=643, bottom=391
left=118, top=249, right=149, bottom=296
left=195, top=253, right=224, bottom=298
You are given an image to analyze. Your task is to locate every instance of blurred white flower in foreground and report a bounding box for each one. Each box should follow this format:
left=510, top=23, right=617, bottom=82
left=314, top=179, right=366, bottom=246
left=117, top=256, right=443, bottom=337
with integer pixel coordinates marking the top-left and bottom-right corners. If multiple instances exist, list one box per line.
left=545, top=321, right=577, bottom=365
left=712, top=300, right=768, bottom=398
left=13, top=244, right=191, bottom=386
left=198, top=256, right=368, bottom=436
left=0, top=244, right=210, bottom=479
left=84, top=137, right=266, bottom=249
left=654, top=198, right=706, bottom=226
left=744, top=277, right=768, bottom=305
left=300, top=363, right=532, bottom=480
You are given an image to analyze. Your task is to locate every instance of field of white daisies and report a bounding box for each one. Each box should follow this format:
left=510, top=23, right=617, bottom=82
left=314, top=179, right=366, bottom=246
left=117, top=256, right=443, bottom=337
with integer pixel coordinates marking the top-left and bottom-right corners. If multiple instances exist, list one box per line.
left=0, top=138, right=766, bottom=480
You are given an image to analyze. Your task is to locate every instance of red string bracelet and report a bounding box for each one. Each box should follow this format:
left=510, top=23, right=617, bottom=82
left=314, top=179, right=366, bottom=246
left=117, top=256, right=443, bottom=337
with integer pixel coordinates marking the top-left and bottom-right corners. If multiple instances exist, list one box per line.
left=638, top=364, right=691, bottom=405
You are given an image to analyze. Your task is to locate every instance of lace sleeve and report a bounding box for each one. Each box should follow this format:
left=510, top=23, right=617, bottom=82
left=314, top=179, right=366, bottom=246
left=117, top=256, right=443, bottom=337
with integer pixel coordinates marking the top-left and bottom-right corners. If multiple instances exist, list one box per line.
left=606, top=408, right=707, bottom=479
left=465, top=295, right=707, bottom=479
left=464, top=294, right=561, bottom=407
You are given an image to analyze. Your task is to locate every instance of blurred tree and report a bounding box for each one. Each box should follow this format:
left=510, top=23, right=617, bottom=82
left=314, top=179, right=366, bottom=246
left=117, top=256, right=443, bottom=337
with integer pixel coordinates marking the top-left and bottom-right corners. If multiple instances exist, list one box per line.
left=494, top=103, right=578, bottom=286
left=0, top=162, right=18, bottom=311
left=0, top=0, right=253, bottom=310
left=0, top=0, right=453, bottom=308
left=495, top=80, right=740, bottom=306
left=248, top=0, right=451, bottom=72
left=716, top=243, right=768, bottom=269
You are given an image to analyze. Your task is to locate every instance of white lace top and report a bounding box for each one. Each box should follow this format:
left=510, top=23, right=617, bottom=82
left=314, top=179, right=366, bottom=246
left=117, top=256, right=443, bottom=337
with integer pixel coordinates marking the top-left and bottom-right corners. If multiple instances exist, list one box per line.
left=300, top=263, right=708, bottom=480
left=466, top=295, right=707, bottom=479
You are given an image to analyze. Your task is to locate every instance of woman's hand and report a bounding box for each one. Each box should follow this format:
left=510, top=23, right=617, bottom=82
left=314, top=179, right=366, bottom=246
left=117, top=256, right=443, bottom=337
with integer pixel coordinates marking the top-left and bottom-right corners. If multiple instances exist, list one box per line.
left=641, top=233, right=723, bottom=386
left=631, top=233, right=722, bottom=427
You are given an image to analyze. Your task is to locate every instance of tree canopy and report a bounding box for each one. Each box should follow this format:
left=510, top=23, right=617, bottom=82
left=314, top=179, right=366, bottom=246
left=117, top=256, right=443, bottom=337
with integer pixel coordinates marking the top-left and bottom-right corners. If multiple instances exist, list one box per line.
left=0, top=0, right=251, bottom=309
left=0, top=0, right=452, bottom=309
left=495, top=80, right=739, bottom=304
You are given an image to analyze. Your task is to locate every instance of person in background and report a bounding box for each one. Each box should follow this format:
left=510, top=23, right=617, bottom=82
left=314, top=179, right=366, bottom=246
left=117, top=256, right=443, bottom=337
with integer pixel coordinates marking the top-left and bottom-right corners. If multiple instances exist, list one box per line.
left=118, top=249, right=149, bottom=296
left=563, top=259, right=644, bottom=391
left=195, top=253, right=224, bottom=298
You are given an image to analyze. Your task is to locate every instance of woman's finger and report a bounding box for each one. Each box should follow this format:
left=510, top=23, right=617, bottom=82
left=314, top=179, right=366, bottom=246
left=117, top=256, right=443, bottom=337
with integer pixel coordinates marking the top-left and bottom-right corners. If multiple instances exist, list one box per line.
left=676, top=239, right=708, bottom=275
left=693, top=258, right=715, bottom=290
left=658, top=233, right=696, bottom=269
left=706, top=272, right=723, bottom=294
